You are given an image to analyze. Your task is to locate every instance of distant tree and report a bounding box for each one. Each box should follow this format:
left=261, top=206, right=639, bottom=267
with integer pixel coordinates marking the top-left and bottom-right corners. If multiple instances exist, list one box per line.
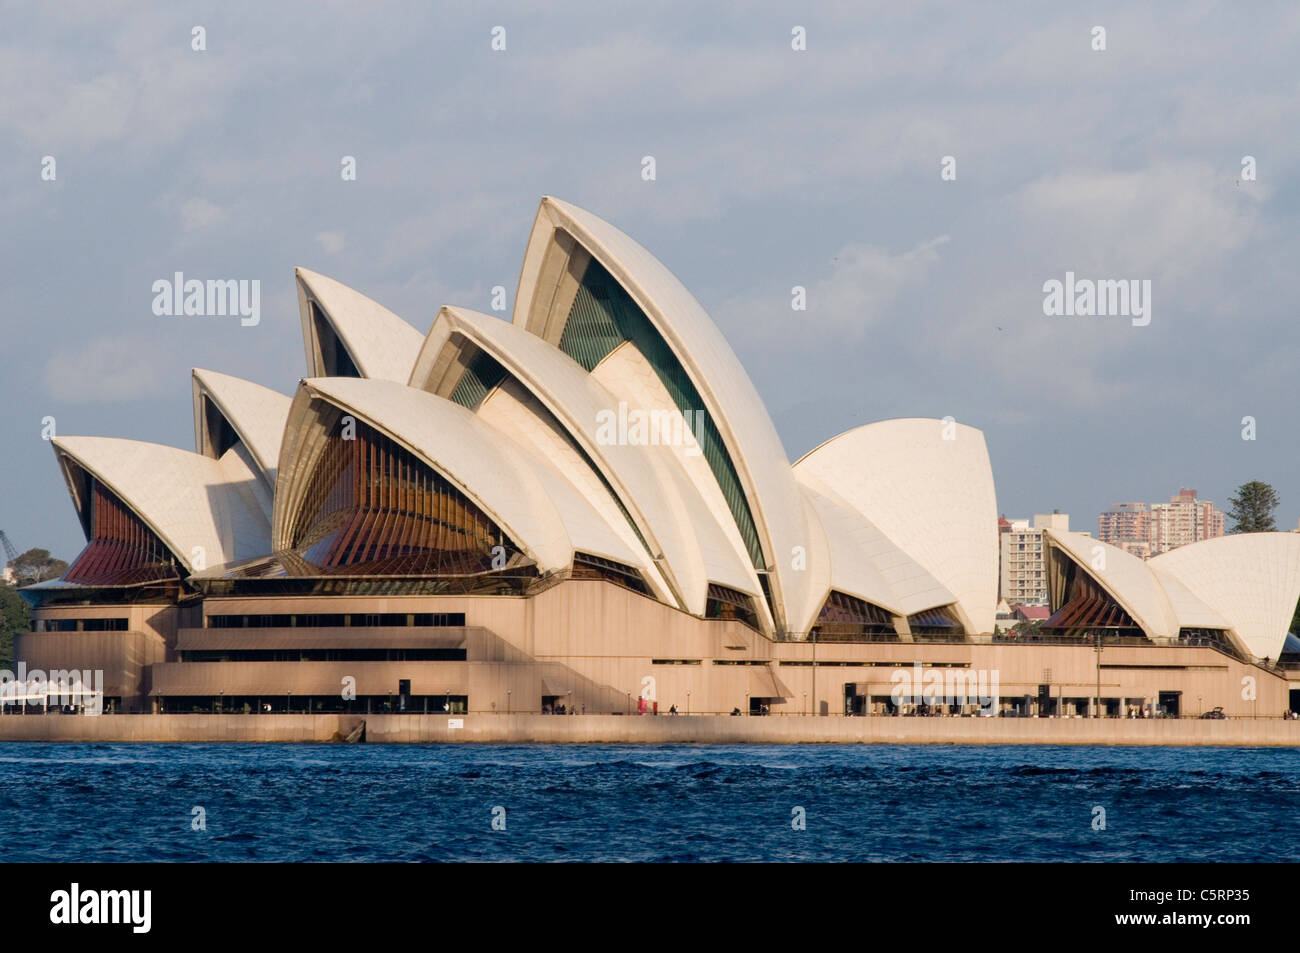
left=0, top=585, right=29, bottom=669
left=8, top=548, right=67, bottom=584
left=1226, top=481, right=1279, bottom=533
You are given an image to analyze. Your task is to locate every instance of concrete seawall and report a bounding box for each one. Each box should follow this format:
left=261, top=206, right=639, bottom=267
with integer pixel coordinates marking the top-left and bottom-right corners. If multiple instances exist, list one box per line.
left=1, top=714, right=1299, bottom=745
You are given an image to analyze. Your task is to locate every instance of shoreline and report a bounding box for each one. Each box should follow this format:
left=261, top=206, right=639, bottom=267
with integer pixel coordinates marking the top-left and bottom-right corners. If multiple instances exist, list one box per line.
left=1, top=713, right=1298, bottom=746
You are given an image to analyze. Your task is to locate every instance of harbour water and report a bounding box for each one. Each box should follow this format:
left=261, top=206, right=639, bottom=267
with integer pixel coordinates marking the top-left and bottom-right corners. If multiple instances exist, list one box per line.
left=2, top=743, right=1295, bottom=862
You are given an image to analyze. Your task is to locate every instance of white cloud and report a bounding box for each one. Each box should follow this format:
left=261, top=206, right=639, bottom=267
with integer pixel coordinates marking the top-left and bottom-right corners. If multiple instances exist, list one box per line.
left=0, top=9, right=252, bottom=152
left=7, top=0, right=1300, bottom=559
left=1015, top=162, right=1258, bottom=280
left=41, top=335, right=172, bottom=403
left=717, top=234, right=950, bottom=348
left=813, top=236, right=951, bottom=333
left=180, top=198, right=227, bottom=232
left=315, top=230, right=346, bottom=254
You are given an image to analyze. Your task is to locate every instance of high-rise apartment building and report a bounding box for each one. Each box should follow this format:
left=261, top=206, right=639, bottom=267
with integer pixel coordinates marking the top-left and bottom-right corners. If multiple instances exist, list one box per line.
left=1149, top=489, right=1224, bottom=555
left=1097, top=502, right=1151, bottom=559
left=1098, top=490, right=1223, bottom=558
left=999, top=511, right=1073, bottom=606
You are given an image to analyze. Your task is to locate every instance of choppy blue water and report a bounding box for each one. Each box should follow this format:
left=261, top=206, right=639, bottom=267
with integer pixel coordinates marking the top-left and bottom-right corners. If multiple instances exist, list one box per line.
left=1, top=743, right=1296, bottom=862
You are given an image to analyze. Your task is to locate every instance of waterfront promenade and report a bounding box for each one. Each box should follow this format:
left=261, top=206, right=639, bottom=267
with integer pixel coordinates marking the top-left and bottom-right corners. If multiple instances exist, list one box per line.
left=1, top=713, right=1299, bottom=746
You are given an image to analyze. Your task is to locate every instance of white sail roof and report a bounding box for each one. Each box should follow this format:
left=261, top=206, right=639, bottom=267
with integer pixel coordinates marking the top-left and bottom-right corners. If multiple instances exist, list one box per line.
left=191, top=368, right=292, bottom=488
left=409, top=305, right=762, bottom=620
left=589, top=341, right=768, bottom=620
left=53, top=436, right=270, bottom=572
left=511, top=196, right=813, bottom=633
left=474, top=380, right=665, bottom=585
left=295, top=267, right=424, bottom=382
left=796, top=474, right=957, bottom=624
left=48, top=195, right=1300, bottom=663
left=1152, top=533, right=1300, bottom=660
left=275, top=377, right=642, bottom=576
left=1042, top=529, right=1183, bottom=639
left=795, top=418, right=998, bottom=634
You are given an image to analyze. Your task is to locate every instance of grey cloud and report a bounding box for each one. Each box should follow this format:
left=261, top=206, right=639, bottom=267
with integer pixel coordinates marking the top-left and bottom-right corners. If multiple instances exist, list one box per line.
left=3, top=0, right=1298, bottom=562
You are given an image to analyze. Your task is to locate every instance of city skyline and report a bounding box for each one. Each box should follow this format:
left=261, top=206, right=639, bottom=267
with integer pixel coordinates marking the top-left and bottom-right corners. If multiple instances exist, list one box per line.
left=996, top=489, right=1234, bottom=607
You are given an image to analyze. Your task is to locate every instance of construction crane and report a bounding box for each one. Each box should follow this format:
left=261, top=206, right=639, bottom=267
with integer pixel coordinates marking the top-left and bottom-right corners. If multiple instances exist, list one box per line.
left=1, top=531, right=59, bottom=585
left=0, top=529, right=15, bottom=586
left=0, top=529, right=17, bottom=567
left=0, top=529, right=31, bottom=584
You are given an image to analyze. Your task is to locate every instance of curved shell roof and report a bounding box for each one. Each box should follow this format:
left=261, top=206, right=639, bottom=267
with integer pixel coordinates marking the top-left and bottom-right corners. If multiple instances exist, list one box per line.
left=795, top=418, right=998, bottom=634
left=1151, top=533, right=1300, bottom=660
left=295, top=267, right=425, bottom=382
left=191, top=368, right=292, bottom=487
left=511, top=196, right=813, bottom=633
left=274, top=377, right=643, bottom=576
left=409, top=306, right=760, bottom=617
left=1042, top=529, right=1183, bottom=640
left=472, top=379, right=668, bottom=598
left=53, top=436, right=270, bottom=572
left=651, top=443, right=764, bottom=609
left=797, top=474, right=956, bottom=625
left=588, top=341, right=767, bottom=614
left=1148, top=566, right=1232, bottom=633
left=54, top=194, right=1300, bottom=659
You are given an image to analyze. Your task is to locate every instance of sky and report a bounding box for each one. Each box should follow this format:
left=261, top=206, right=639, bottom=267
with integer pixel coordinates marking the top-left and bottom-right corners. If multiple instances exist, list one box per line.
left=2, top=1, right=1299, bottom=562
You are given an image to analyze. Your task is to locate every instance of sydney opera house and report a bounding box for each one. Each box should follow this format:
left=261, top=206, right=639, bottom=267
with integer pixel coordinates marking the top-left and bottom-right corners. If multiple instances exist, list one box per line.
left=17, top=197, right=1300, bottom=719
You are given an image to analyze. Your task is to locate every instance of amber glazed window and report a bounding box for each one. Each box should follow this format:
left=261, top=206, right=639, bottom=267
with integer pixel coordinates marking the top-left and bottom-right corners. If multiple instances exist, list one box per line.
left=290, top=417, right=522, bottom=577
left=64, top=479, right=179, bottom=586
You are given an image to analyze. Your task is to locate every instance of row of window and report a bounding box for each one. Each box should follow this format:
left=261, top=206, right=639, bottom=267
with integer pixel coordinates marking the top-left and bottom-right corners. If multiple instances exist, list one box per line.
left=158, top=694, right=469, bottom=714
left=779, top=660, right=971, bottom=668
left=32, top=618, right=128, bottom=632
left=182, top=649, right=467, bottom=662
left=206, top=613, right=467, bottom=629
